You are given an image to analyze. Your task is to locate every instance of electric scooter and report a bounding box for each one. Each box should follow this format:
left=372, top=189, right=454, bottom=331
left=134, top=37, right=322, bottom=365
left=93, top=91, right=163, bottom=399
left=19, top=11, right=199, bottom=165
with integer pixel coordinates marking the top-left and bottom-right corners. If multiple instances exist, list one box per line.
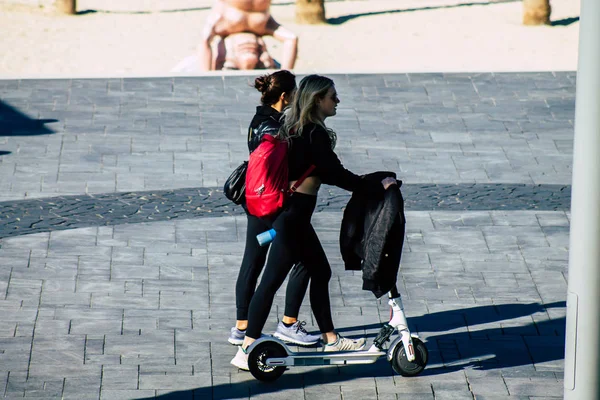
left=245, top=285, right=428, bottom=382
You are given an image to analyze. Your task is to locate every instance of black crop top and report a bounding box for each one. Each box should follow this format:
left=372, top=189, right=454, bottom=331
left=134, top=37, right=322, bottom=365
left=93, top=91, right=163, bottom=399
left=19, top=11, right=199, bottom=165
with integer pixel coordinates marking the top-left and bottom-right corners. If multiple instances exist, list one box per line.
left=288, top=123, right=383, bottom=194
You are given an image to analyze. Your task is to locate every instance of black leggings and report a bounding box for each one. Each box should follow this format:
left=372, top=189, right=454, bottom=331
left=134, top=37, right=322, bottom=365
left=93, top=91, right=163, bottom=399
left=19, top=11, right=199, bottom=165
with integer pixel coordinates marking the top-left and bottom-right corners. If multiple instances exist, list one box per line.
left=246, top=193, right=334, bottom=339
left=235, top=209, right=310, bottom=321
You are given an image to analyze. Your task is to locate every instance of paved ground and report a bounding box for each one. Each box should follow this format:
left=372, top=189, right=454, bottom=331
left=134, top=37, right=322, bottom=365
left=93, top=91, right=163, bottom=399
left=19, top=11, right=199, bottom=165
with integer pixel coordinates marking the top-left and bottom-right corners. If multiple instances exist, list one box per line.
left=0, top=72, right=573, bottom=399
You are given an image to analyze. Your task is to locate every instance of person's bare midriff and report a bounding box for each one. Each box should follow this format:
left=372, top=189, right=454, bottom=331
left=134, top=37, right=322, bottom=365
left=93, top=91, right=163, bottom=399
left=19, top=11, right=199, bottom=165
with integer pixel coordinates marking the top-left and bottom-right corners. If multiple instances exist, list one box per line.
left=290, top=176, right=321, bottom=196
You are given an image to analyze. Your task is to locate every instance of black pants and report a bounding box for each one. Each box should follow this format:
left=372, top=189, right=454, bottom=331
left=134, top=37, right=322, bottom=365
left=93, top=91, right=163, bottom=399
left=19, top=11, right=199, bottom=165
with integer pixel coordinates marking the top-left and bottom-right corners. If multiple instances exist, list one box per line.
left=246, top=193, right=334, bottom=339
left=235, top=208, right=310, bottom=321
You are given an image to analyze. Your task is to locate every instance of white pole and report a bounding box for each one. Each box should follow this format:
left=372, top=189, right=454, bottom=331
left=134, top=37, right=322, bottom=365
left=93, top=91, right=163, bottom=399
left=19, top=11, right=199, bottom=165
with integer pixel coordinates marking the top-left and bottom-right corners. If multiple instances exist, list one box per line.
left=563, top=0, right=600, bottom=397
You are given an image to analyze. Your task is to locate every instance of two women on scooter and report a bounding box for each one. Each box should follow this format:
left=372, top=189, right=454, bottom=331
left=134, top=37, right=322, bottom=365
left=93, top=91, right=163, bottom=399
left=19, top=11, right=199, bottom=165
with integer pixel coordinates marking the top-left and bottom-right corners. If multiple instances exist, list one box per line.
left=230, top=70, right=321, bottom=351
left=231, top=74, right=397, bottom=370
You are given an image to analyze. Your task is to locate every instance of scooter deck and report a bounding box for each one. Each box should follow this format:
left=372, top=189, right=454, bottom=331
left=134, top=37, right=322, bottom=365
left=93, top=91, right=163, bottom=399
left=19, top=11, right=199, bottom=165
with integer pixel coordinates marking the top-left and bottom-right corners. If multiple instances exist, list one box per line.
left=266, top=350, right=386, bottom=367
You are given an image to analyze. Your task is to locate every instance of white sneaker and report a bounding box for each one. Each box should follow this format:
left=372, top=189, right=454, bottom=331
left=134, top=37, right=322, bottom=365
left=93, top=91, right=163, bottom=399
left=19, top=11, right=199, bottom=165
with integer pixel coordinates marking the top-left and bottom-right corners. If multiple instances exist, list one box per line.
left=323, top=335, right=367, bottom=352
left=273, top=321, right=321, bottom=346
left=230, top=346, right=249, bottom=371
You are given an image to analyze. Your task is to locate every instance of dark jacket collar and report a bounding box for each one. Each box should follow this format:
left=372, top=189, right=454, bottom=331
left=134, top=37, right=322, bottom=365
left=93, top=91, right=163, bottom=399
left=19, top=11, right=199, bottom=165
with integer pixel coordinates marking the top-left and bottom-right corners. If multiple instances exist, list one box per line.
left=256, top=105, right=281, bottom=118
left=249, top=105, right=282, bottom=131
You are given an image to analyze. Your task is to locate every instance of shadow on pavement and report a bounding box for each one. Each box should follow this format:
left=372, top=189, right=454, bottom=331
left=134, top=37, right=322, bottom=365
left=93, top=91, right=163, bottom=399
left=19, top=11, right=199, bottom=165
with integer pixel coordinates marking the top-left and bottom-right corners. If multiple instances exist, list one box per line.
left=76, top=7, right=210, bottom=15
left=337, top=300, right=565, bottom=336
left=143, top=301, right=565, bottom=399
left=551, top=16, right=580, bottom=26
left=327, top=0, right=520, bottom=25
left=0, top=100, right=57, bottom=136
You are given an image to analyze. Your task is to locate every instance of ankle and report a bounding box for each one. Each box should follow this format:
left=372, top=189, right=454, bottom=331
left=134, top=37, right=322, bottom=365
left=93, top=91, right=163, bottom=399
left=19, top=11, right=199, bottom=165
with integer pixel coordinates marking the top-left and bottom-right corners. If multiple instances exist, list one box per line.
left=236, top=320, right=248, bottom=331
left=281, top=316, right=297, bottom=325
left=242, top=337, right=256, bottom=350
left=322, top=332, right=339, bottom=345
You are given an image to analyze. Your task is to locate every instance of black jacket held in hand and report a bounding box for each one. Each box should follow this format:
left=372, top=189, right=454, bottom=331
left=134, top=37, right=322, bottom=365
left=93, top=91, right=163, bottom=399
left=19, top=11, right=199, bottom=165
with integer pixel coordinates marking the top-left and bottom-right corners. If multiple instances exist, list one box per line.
left=340, top=171, right=406, bottom=298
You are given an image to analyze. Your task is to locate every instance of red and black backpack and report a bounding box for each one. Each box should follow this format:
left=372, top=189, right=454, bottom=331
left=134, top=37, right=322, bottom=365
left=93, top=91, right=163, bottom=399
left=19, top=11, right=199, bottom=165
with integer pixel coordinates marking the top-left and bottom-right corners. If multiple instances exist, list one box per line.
left=245, top=134, right=314, bottom=218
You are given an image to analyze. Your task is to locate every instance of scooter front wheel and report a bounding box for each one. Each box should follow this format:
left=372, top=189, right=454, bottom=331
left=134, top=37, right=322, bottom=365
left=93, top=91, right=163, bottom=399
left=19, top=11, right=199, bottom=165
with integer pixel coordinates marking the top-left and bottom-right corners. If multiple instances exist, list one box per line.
left=248, top=341, right=287, bottom=382
left=391, top=337, right=428, bottom=377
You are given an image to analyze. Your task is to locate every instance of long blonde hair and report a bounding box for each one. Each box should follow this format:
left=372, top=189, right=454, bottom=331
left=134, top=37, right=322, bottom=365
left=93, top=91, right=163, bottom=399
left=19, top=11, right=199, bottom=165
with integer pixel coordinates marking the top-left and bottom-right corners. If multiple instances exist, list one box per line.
left=279, top=74, right=337, bottom=149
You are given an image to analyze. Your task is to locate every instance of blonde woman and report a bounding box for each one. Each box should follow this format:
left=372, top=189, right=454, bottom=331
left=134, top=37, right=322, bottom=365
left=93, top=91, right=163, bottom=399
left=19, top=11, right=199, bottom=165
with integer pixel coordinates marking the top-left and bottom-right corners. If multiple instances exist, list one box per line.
left=231, top=74, right=396, bottom=370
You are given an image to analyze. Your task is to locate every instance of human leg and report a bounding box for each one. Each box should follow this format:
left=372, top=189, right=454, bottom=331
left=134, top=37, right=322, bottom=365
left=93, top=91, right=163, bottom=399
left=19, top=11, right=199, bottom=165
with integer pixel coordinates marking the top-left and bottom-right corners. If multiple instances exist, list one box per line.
left=233, top=209, right=315, bottom=345
left=233, top=213, right=269, bottom=331
left=198, top=11, right=220, bottom=71
left=242, top=195, right=314, bottom=346
left=212, top=37, right=227, bottom=70
left=289, top=199, right=365, bottom=351
left=283, top=262, right=310, bottom=319
left=266, top=16, right=298, bottom=69
left=244, top=235, right=297, bottom=341
left=236, top=208, right=311, bottom=324
left=273, top=241, right=319, bottom=346
left=275, top=262, right=321, bottom=345
left=295, top=223, right=335, bottom=334
left=270, top=211, right=365, bottom=351
left=243, top=194, right=335, bottom=341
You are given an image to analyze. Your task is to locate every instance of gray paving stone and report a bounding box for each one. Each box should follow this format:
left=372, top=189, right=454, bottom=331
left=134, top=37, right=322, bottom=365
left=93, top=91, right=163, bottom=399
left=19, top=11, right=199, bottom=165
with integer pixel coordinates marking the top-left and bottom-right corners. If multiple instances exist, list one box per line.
left=100, top=390, right=156, bottom=400
left=61, top=376, right=102, bottom=400
left=92, top=293, right=159, bottom=309
left=503, top=376, right=562, bottom=397
left=101, top=365, right=139, bottom=390
left=138, top=372, right=212, bottom=391
left=75, top=280, right=126, bottom=294
left=24, top=380, right=64, bottom=398
left=0, top=72, right=577, bottom=399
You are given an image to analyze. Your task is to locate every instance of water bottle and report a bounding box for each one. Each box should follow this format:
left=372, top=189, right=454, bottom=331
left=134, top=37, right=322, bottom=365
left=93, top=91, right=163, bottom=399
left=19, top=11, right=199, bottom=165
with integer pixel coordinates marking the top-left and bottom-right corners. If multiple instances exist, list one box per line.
left=256, top=229, right=276, bottom=246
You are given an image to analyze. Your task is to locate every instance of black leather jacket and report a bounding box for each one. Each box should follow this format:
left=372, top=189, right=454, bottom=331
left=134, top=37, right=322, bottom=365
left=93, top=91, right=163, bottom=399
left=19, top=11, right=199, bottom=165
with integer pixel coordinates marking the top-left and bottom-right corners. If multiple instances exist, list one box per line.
left=340, top=171, right=405, bottom=298
left=248, top=105, right=283, bottom=153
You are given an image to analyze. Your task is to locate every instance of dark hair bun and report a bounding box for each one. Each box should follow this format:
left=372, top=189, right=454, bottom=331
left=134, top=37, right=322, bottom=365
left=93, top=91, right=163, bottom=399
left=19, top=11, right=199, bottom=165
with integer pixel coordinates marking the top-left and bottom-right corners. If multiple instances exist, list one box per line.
left=254, top=75, right=271, bottom=93
left=251, top=70, right=296, bottom=106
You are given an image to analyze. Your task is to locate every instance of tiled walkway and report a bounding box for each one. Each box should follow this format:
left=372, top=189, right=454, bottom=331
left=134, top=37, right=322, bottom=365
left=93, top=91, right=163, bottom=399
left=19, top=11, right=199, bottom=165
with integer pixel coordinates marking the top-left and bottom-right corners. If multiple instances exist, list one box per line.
left=0, top=72, right=573, bottom=399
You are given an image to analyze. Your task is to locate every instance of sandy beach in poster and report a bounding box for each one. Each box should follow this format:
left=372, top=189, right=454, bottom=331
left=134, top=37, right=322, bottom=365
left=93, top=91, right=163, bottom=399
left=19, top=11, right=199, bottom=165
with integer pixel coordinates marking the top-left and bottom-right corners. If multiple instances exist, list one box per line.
left=0, top=0, right=580, bottom=78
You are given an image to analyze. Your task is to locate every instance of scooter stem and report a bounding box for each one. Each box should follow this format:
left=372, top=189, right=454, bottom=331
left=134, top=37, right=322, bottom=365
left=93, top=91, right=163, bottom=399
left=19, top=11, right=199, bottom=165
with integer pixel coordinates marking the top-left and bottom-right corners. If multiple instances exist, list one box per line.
left=388, top=295, right=416, bottom=362
left=388, top=296, right=409, bottom=332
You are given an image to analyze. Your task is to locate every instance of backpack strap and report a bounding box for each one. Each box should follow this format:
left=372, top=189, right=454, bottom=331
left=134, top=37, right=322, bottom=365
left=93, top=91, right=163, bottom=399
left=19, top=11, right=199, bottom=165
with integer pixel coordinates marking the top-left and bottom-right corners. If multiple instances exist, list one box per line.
left=289, top=165, right=316, bottom=194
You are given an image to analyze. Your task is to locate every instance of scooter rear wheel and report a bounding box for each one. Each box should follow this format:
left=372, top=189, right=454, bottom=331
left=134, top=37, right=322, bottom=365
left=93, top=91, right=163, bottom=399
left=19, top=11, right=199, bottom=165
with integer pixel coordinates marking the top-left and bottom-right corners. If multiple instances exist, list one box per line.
left=248, top=341, right=287, bottom=382
left=391, top=337, right=428, bottom=377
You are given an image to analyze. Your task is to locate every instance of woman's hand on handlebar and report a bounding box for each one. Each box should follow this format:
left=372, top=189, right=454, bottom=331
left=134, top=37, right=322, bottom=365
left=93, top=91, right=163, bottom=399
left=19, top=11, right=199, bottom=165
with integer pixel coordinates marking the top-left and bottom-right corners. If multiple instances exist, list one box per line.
left=381, top=177, right=397, bottom=190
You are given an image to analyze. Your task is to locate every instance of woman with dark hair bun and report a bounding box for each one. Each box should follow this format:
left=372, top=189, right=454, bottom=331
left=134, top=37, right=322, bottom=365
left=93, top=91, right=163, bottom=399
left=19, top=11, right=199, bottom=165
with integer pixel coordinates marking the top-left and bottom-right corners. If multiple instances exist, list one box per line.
left=246, top=70, right=296, bottom=151
left=229, top=71, right=320, bottom=369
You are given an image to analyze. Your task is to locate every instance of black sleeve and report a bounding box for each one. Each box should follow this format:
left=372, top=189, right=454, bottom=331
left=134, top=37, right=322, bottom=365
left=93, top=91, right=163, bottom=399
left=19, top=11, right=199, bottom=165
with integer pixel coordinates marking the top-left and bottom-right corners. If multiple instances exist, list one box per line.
left=309, top=127, right=384, bottom=195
